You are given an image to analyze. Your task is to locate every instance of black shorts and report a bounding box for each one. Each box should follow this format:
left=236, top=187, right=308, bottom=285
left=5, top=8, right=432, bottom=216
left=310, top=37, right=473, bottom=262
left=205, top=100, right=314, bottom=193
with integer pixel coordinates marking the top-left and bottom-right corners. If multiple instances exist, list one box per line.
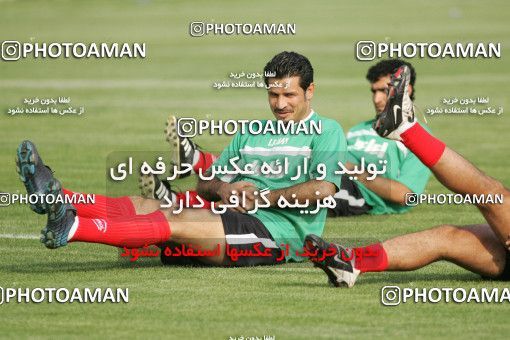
left=328, top=176, right=372, bottom=217
left=221, top=209, right=284, bottom=266
left=160, top=209, right=284, bottom=267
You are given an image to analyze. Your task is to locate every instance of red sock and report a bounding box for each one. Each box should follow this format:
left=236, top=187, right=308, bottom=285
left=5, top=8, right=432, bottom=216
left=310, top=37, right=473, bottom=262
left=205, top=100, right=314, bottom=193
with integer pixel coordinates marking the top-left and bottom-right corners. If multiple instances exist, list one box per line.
left=400, top=123, right=446, bottom=167
left=63, top=189, right=136, bottom=218
left=175, top=191, right=212, bottom=209
left=193, top=150, right=217, bottom=173
left=69, top=210, right=170, bottom=248
left=353, top=243, right=388, bottom=273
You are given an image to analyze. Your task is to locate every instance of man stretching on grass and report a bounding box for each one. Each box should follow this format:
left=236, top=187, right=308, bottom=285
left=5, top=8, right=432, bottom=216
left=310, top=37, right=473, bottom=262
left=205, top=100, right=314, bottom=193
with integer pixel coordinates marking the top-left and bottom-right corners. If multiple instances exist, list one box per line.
left=16, top=51, right=345, bottom=266
left=304, top=65, right=510, bottom=286
left=141, top=59, right=431, bottom=217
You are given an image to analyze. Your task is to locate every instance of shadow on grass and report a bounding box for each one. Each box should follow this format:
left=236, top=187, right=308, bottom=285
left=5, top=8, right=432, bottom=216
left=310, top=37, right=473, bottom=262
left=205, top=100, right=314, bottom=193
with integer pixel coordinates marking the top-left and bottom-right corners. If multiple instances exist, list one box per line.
left=0, top=259, right=166, bottom=273
left=0, top=260, right=491, bottom=287
left=280, top=271, right=485, bottom=288
left=1, top=258, right=268, bottom=273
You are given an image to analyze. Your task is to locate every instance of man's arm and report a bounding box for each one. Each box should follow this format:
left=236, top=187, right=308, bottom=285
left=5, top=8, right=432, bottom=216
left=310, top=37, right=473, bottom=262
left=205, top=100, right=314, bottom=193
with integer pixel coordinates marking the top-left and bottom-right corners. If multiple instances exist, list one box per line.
left=344, top=161, right=411, bottom=205
left=267, top=180, right=337, bottom=207
left=197, top=177, right=257, bottom=212
left=196, top=177, right=225, bottom=203
left=197, top=177, right=336, bottom=210
left=355, top=174, right=412, bottom=206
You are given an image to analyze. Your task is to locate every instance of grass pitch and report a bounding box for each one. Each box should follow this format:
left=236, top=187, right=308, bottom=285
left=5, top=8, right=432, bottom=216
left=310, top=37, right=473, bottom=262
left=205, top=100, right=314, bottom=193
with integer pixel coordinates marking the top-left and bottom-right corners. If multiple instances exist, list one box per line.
left=0, top=0, right=509, bottom=338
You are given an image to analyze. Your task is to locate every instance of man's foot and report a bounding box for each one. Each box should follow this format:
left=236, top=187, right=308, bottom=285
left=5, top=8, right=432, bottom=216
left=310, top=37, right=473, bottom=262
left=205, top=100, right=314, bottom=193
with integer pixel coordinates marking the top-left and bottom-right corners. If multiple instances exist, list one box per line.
left=304, top=234, right=360, bottom=288
left=165, top=115, right=199, bottom=179
left=139, top=173, right=175, bottom=201
left=40, top=179, right=77, bottom=249
left=16, top=140, right=55, bottom=214
left=373, top=65, right=416, bottom=140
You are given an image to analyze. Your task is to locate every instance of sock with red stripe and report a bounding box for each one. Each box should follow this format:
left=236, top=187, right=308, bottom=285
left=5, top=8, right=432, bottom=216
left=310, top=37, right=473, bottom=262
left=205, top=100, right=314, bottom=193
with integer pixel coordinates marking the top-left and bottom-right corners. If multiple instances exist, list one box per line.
left=353, top=243, right=388, bottom=273
left=63, top=188, right=136, bottom=218
left=192, top=150, right=217, bottom=174
left=400, top=123, right=446, bottom=167
left=68, top=210, right=170, bottom=248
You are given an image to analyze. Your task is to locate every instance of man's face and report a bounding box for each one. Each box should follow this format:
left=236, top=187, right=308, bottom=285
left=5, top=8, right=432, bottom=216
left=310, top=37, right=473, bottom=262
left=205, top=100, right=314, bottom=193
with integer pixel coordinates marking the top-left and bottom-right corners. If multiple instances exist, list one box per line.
left=370, top=74, right=391, bottom=115
left=370, top=74, right=413, bottom=115
left=267, top=76, right=314, bottom=122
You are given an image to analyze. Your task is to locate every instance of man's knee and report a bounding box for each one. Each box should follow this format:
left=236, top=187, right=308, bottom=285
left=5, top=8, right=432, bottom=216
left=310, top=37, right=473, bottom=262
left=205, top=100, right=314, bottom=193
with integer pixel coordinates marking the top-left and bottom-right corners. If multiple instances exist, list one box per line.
left=484, top=179, right=507, bottom=200
left=431, top=224, right=461, bottom=256
left=433, top=224, right=459, bottom=237
left=129, top=196, right=141, bottom=206
left=129, top=196, right=160, bottom=215
left=474, top=179, right=509, bottom=210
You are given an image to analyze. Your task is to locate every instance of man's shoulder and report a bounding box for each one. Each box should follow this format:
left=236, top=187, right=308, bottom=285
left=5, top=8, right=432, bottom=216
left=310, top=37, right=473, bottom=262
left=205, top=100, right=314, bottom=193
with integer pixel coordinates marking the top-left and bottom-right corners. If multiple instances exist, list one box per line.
left=312, top=112, right=343, bottom=133
left=348, top=119, right=374, bottom=133
left=346, top=119, right=378, bottom=139
left=347, top=118, right=430, bottom=136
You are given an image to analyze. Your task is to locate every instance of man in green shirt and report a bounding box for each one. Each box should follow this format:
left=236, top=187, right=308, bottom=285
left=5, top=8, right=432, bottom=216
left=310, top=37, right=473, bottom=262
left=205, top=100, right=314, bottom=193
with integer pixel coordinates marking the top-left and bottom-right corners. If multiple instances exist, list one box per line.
left=335, top=60, right=430, bottom=216
left=142, top=60, right=430, bottom=217
left=16, top=51, right=345, bottom=266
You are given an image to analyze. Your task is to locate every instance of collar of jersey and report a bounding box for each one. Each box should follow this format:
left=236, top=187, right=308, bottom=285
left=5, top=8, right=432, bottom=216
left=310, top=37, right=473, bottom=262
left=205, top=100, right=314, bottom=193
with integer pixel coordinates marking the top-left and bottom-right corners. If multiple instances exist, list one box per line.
left=302, top=110, right=315, bottom=122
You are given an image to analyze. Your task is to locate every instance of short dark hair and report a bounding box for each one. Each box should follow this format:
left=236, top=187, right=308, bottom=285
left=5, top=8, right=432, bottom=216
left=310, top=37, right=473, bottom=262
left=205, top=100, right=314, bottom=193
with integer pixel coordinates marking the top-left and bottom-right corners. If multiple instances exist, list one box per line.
left=264, top=51, right=314, bottom=92
left=366, top=59, right=416, bottom=100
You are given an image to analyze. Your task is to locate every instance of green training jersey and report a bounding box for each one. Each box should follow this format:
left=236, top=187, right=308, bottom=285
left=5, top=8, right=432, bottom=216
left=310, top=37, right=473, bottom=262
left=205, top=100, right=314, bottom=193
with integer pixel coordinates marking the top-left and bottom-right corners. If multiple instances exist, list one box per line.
left=346, top=119, right=431, bottom=214
left=212, top=111, right=346, bottom=261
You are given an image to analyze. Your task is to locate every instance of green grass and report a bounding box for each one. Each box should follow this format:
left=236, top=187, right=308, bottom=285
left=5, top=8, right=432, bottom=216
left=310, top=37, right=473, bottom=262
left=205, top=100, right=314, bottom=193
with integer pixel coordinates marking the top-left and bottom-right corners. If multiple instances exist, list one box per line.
left=1, top=0, right=509, bottom=338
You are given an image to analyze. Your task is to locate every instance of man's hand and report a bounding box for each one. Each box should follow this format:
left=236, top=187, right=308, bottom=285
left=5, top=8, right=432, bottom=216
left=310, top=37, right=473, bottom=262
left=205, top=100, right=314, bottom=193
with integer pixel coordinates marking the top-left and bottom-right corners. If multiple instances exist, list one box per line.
left=344, top=161, right=412, bottom=206
left=218, top=181, right=257, bottom=214
left=199, top=177, right=338, bottom=214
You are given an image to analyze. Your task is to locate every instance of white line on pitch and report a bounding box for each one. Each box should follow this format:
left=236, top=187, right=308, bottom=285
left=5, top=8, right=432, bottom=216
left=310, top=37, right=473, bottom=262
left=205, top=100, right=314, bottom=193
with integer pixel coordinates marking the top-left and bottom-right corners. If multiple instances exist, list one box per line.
left=0, top=233, right=38, bottom=240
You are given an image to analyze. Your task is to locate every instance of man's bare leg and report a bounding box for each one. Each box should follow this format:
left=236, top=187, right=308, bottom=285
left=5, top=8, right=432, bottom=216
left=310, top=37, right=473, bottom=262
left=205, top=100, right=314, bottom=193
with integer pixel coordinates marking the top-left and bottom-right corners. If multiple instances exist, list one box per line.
left=16, top=140, right=228, bottom=266
left=373, top=65, right=510, bottom=245
left=159, top=207, right=226, bottom=265
left=45, top=187, right=228, bottom=265
left=383, top=223, right=507, bottom=278
left=395, top=125, right=510, bottom=244
left=374, top=65, right=510, bottom=243
left=305, top=223, right=508, bottom=287
left=92, top=196, right=227, bottom=265
left=130, top=195, right=161, bottom=214
left=427, top=148, right=510, bottom=243
left=129, top=196, right=226, bottom=264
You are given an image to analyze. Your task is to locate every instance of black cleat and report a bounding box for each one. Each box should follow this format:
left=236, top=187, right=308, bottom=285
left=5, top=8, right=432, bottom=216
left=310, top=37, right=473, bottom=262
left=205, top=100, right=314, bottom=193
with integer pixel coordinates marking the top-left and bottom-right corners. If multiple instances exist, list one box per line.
left=304, top=234, right=360, bottom=288
left=16, top=140, right=55, bottom=214
left=373, top=65, right=416, bottom=140
left=165, top=115, right=199, bottom=179
left=40, top=179, right=76, bottom=249
left=139, top=173, right=175, bottom=201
